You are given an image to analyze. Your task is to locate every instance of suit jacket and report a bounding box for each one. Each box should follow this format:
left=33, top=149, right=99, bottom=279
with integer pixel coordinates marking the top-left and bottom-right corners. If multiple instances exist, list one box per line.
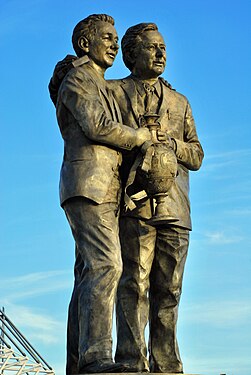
left=108, top=76, right=204, bottom=230
left=56, top=58, right=139, bottom=206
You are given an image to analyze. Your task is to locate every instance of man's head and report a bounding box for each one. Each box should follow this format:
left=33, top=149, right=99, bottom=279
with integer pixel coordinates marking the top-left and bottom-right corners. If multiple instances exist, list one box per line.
left=122, top=23, right=166, bottom=79
left=72, top=14, right=119, bottom=70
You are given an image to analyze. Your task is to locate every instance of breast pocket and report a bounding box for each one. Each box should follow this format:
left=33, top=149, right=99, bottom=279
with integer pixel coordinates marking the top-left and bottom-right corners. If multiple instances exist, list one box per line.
left=168, top=112, right=185, bottom=138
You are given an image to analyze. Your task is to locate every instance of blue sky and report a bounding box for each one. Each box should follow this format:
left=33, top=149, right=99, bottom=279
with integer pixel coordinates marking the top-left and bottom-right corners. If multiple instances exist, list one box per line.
left=1, top=1, right=251, bottom=374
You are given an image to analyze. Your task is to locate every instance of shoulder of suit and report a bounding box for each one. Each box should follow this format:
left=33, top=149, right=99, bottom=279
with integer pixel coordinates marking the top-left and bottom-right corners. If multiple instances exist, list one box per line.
left=107, top=78, right=123, bottom=88
left=63, top=62, right=95, bottom=86
left=107, top=76, right=130, bottom=90
left=159, top=77, right=189, bottom=103
left=108, top=76, right=130, bottom=84
left=159, top=77, right=176, bottom=91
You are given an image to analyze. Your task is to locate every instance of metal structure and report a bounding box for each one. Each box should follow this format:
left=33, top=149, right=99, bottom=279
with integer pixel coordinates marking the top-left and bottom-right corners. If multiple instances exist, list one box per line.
left=0, top=308, right=55, bottom=375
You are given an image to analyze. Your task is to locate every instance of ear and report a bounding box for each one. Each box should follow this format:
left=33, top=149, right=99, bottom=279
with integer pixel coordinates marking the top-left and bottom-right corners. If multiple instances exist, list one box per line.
left=78, top=36, right=89, bottom=53
left=127, top=51, right=136, bottom=66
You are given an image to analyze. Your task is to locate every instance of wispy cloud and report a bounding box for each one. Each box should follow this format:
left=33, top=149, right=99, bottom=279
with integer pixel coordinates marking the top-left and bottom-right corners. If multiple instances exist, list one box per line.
left=206, top=148, right=251, bottom=160
left=225, top=208, right=251, bottom=216
left=204, top=230, right=244, bottom=244
left=183, top=354, right=251, bottom=375
left=190, top=229, right=245, bottom=247
left=201, top=148, right=251, bottom=176
left=0, top=270, right=71, bottom=346
left=2, top=303, right=65, bottom=346
left=182, top=300, right=251, bottom=327
left=0, top=270, right=72, bottom=303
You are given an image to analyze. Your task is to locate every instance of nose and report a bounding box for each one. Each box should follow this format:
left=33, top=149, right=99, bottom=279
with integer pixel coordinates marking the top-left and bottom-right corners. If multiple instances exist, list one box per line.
left=156, top=47, right=164, bottom=57
left=111, top=41, right=119, bottom=51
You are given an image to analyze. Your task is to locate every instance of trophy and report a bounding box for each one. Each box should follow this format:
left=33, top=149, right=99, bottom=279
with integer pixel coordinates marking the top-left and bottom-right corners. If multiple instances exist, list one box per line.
left=138, top=112, right=179, bottom=226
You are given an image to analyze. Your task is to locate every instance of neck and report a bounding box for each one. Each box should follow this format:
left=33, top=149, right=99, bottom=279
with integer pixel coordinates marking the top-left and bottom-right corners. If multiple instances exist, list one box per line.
left=131, top=74, right=159, bottom=85
left=88, top=60, right=106, bottom=78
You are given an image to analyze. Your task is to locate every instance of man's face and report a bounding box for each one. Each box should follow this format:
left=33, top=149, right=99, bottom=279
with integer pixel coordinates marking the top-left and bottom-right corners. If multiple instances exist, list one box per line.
left=88, top=21, right=119, bottom=70
left=132, top=30, right=166, bottom=79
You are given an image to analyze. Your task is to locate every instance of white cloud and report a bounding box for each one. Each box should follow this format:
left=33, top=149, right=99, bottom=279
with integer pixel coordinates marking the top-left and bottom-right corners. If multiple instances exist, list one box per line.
left=201, top=148, right=251, bottom=179
left=182, top=300, right=251, bottom=327
left=0, top=269, right=71, bottom=352
left=0, top=270, right=72, bottom=303
left=204, top=231, right=243, bottom=244
left=226, top=208, right=251, bottom=216
left=1, top=303, right=65, bottom=349
left=0, top=270, right=71, bottom=349
left=206, top=148, right=251, bottom=161
left=183, top=354, right=251, bottom=375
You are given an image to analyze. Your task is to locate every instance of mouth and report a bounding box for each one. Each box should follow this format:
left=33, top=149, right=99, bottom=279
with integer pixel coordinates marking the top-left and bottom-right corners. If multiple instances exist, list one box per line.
left=107, top=52, right=116, bottom=60
left=154, top=60, right=165, bottom=67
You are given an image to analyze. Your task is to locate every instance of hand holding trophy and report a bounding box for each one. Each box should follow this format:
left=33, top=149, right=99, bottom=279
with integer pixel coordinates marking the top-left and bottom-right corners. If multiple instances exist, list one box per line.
left=138, top=112, right=179, bottom=226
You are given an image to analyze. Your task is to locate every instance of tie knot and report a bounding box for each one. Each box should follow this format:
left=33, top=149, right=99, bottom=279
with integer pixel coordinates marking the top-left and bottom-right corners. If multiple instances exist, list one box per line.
left=143, top=83, right=155, bottom=94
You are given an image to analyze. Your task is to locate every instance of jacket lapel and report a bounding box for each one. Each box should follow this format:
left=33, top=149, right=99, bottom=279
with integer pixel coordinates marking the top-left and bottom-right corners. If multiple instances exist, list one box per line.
left=121, top=78, right=140, bottom=128
left=158, top=79, right=172, bottom=129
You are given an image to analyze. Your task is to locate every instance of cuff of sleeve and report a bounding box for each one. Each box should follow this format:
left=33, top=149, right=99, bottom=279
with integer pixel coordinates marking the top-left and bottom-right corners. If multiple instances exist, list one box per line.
left=171, top=137, right=177, bottom=152
left=172, top=138, right=184, bottom=160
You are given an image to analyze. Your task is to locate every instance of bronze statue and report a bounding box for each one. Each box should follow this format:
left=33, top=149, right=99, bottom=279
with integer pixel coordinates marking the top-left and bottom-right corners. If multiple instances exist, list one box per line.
left=108, top=23, right=204, bottom=373
left=49, top=18, right=204, bottom=375
left=49, top=14, right=150, bottom=374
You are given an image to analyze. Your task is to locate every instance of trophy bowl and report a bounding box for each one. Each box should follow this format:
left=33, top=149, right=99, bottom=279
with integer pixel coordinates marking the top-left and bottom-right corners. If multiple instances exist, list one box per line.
left=138, top=113, right=179, bottom=226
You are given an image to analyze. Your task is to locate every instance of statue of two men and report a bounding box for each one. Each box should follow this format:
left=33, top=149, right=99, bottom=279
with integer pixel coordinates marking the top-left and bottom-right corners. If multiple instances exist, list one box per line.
left=49, top=13, right=203, bottom=375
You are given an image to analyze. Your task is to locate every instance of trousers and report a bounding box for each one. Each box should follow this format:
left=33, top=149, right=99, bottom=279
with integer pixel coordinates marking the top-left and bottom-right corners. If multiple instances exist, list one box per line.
left=115, top=217, right=189, bottom=373
left=63, top=197, right=122, bottom=374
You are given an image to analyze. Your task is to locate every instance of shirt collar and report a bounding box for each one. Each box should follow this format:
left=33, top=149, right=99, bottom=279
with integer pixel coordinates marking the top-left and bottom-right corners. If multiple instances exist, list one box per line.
left=72, top=55, right=89, bottom=67
left=131, top=75, right=161, bottom=98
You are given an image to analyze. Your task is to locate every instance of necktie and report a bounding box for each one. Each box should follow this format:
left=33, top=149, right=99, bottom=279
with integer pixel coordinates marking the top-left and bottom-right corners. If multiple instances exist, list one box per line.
left=143, top=83, right=155, bottom=113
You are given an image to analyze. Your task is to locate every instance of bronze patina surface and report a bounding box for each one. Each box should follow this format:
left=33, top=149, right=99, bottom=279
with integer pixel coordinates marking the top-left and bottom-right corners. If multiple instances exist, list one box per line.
left=49, top=14, right=150, bottom=375
left=108, top=23, right=204, bottom=373
left=49, top=17, right=203, bottom=375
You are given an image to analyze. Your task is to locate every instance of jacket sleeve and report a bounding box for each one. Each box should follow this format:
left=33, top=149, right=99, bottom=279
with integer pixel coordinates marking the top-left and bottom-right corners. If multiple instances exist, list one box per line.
left=173, top=101, right=204, bottom=171
left=58, top=69, right=138, bottom=150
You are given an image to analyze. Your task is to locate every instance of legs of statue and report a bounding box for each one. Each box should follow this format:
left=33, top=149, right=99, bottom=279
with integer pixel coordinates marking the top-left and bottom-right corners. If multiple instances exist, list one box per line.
left=149, top=226, right=189, bottom=373
left=115, top=217, right=156, bottom=372
left=63, top=197, right=123, bottom=374
left=66, top=274, right=79, bottom=374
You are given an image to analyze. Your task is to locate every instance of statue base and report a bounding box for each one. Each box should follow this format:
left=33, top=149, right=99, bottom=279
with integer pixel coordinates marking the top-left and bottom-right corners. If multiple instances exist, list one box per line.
left=77, top=373, right=202, bottom=375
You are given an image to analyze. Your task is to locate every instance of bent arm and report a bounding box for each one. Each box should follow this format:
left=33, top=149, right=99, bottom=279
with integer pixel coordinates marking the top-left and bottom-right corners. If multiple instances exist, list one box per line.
left=59, top=70, right=139, bottom=150
left=172, top=102, right=204, bottom=171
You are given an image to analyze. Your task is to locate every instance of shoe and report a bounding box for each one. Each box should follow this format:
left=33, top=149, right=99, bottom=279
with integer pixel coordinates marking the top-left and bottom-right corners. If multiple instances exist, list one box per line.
left=79, top=359, right=128, bottom=373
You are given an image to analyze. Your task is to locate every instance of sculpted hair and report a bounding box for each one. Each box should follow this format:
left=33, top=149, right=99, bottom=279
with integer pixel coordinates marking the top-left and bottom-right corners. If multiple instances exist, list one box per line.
left=121, top=23, right=158, bottom=71
left=72, top=14, right=115, bottom=57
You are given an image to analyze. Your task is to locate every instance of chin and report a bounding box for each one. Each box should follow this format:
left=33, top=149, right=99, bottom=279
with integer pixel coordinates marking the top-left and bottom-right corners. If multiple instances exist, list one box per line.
left=155, top=67, right=164, bottom=74
left=105, top=59, right=115, bottom=67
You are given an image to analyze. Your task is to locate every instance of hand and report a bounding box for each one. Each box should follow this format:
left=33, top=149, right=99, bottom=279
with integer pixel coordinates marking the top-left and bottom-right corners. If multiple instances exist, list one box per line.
left=135, top=127, right=151, bottom=147
left=157, top=130, right=170, bottom=142
left=157, top=130, right=176, bottom=151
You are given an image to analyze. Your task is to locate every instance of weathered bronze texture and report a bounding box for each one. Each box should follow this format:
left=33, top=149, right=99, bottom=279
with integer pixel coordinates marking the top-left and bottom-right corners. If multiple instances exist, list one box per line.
left=108, top=22, right=204, bottom=373
left=137, top=112, right=179, bottom=226
left=49, top=14, right=150, bottom=375
left=49, top=17, right=204, bottom=375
